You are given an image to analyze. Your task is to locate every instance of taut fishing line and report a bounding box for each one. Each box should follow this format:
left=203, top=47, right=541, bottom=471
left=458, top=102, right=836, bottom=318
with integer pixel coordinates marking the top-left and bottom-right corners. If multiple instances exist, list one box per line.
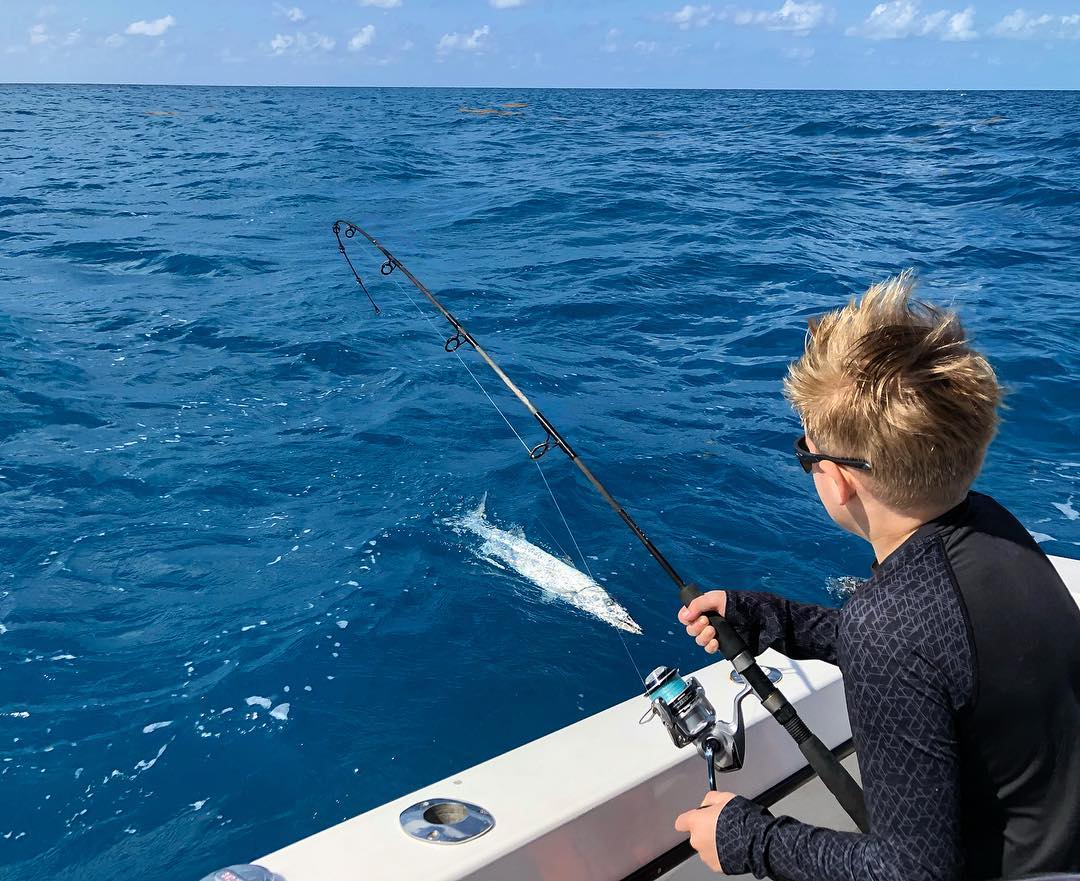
left=331, top=220, right=868, bottom=831
left=382, top=266, right=647, bottom=685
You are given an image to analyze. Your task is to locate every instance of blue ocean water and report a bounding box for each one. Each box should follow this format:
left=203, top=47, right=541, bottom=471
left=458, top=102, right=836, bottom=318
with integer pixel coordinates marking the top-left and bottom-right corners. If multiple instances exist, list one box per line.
left=1, top=85, right=1078, bottom=881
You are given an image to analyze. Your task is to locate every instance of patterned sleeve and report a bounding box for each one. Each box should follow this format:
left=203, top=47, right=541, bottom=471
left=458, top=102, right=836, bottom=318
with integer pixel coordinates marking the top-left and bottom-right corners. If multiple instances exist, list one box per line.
left=713, top=582, right=971, bottom=881
left=724, top=590, right=840, bottom=664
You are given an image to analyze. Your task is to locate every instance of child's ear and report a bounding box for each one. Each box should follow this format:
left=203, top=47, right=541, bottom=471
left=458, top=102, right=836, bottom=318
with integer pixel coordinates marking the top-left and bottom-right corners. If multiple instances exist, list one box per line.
left=819, top=461, right=857, bottom=506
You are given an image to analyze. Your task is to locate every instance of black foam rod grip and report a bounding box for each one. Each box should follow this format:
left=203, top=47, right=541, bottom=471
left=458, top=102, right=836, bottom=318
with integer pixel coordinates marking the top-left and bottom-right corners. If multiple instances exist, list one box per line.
left=679, top=583, right=751, bottom=666
left=798, top=733, right=870, bottom=832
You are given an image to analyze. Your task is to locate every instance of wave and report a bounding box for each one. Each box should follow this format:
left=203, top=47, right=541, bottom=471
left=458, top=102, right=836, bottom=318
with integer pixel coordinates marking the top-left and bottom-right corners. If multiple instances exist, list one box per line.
left=787, top=119, right=884, bottom=137
left=4, top=85, right=1080, bottom=881
left=42, top=240, right=277, bottom=277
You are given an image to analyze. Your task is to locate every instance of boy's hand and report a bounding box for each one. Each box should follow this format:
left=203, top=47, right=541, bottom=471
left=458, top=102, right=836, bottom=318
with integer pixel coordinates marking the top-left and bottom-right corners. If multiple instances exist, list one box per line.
left=674, top=790, right=736, bottom=872
left=678, top=591, right=727, bottom=654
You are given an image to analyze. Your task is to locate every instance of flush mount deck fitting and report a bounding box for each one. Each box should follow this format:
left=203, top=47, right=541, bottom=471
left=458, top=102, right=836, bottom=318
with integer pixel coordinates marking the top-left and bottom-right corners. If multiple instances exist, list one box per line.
left=730, top=666, right=783, bottom=685
left=400, top=798, right=495, bottom=845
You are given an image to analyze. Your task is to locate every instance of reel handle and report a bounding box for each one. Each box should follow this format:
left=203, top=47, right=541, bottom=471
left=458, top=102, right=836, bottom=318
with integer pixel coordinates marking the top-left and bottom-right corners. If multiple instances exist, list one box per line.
left=702, top=738, right=719, bottom=791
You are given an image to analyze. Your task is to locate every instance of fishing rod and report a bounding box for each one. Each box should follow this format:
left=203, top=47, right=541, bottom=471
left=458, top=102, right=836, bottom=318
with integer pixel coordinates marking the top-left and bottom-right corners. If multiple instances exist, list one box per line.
left=331, top=219, right=869, bottom=833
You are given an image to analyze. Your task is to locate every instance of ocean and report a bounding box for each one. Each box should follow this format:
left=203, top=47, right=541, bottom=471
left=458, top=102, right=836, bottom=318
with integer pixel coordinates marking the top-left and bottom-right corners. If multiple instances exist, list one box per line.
left=1, top=86, right=1078, bottom=880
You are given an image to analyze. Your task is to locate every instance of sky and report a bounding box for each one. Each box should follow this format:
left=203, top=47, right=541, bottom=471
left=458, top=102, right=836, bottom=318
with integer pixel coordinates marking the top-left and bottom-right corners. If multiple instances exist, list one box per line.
left=2, top=0, right=1078, bottom=89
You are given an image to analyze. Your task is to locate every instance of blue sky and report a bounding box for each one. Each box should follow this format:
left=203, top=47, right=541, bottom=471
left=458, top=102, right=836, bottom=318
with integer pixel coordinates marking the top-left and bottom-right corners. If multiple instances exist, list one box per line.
left=3, top=1, right=1078, bottom=88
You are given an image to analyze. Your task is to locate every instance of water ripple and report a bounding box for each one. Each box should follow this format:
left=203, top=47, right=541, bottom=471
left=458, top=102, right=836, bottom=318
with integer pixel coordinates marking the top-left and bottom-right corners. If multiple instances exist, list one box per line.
left=0, top=85, right=1078, bottom=881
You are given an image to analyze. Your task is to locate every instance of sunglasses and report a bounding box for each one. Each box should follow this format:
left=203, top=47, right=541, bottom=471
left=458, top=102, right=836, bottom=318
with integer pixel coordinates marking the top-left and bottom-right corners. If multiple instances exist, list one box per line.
left=794, top=435, right=871, bottom=473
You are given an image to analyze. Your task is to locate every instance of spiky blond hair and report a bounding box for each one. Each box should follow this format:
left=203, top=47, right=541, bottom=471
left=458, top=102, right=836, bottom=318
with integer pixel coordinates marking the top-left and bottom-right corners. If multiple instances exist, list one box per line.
left=784, top=271, right=1003, bottom=511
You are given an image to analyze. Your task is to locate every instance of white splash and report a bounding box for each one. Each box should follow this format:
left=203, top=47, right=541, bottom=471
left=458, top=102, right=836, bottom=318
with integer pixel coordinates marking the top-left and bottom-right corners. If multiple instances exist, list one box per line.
left=456, top=496, right=642, bottom=635
left=134, top=743, right=168, bottom=772
left=269, top=703, right=290, bottom=720
left=1053, top=498, right=1079, bottom=521
left=825, top=575, right=864, bottom=601
left=142, top=721, right=173, bottom=734
left=245, top=696, right=272, bottom=709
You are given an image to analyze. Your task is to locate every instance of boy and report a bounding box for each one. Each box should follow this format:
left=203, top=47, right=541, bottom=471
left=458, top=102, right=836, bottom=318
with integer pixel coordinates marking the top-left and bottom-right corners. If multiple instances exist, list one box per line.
left=674, top=272, right=1080, bottom=879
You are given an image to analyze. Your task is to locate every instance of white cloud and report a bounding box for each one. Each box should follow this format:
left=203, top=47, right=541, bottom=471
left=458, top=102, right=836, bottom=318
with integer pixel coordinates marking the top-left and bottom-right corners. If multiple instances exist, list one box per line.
left=783, top=44, right=816, bottom=57
left=944, top=7, right=977, bottom=39
left=269, top=31, right=335, bottom=55
left=847, top=1, right=977, bottom=39
left=756, top=0, right=829, bottom=31
left=436, top=25, right=490, bottom=54
left=490, top=0, right=525, bottom=6
left=994, top=8, right=1051, bottom=34
left=27, top=21, right=81, bottom=47
left=991, top=8, right=1080, bottom=37
left=273, top=4, right=306, bottom=22
left=667, top=0, right=831, bottom=38
left=104, top=33, right=125, bottom=48
left=358, top=0, right=401, bottom=7
left=667, top=4, right=719, bottom=28
left=125, top=15, right=176, bottom=37
left=731, top=1, right=831, bottom=34
left=349, top=24, right=376, bottom=50
left=304, top=32, right=335, bottom=51
left=846, top=0, right=918, bottom=36
left=603, top=27, right=622, bottom=51
left=634, top=39, right=659, bottom=53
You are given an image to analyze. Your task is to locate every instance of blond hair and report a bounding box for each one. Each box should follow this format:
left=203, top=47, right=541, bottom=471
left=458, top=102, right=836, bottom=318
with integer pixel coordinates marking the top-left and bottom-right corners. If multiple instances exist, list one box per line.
left=784, top=271, right=1003, bottom=511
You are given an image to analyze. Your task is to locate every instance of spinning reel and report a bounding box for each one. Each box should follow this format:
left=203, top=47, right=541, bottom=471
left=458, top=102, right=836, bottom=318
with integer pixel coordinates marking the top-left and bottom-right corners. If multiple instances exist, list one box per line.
left=642, top=664, right=781, bottom=791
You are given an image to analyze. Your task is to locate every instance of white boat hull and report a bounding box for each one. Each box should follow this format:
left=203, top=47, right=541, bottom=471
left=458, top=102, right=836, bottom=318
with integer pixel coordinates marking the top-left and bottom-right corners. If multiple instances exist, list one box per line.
left=256, top=555, right=1080, bottom=881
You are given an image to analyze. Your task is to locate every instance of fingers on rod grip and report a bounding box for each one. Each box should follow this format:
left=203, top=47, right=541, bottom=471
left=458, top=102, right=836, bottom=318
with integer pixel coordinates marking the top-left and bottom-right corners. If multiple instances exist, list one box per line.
left=708, top=613, right=747, bottom=660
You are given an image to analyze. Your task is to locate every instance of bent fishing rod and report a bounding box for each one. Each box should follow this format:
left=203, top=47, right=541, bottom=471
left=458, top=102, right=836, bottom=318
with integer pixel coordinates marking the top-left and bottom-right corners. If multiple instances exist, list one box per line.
left=331, top=219, right=869, bottom=833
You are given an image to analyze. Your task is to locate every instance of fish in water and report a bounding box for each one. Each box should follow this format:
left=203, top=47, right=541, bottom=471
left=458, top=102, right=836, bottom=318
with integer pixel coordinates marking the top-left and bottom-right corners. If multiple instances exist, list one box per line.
left=458, top=106, right=513, bottom=116
left=456, top=496, right=643, bottom=635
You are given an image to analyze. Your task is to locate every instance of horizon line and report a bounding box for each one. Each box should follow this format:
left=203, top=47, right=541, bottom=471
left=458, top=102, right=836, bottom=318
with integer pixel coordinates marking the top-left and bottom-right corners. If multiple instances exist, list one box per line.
left=2, top=81, right=1077, bottom=92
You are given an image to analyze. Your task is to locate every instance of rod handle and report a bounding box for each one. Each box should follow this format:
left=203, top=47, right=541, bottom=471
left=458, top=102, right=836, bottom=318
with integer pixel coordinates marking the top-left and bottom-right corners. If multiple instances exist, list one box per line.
left=796, top=732, right=870, bottom=832
left=680, top=582, right=870, bottom=832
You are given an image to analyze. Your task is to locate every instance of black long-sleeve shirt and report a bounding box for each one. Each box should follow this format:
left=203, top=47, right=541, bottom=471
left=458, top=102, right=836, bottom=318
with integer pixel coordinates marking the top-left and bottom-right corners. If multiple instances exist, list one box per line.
left=714, top=492, right=1080, bottom=880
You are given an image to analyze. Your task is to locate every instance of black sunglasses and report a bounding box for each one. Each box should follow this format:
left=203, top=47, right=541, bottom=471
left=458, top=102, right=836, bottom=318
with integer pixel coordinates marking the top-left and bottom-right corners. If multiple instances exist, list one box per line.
left=794, top=435, right=871, bottom=473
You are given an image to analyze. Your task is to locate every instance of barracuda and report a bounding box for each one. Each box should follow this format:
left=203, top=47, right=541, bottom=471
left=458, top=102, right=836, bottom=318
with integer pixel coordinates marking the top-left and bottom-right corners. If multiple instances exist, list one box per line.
left=458, top=496, right=643, bottom=635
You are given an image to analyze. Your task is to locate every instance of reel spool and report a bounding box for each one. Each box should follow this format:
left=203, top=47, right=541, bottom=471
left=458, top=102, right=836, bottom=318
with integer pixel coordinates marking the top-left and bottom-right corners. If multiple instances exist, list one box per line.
left=643, top=666, right=717, bottom=749
left=642, top=664, right=779, bottom=790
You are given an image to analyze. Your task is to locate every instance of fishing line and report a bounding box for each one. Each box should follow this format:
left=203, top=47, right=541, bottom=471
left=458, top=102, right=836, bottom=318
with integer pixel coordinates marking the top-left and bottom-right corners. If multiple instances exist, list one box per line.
left=536, top=520, right=573, bottom=565
left=385, top=270, right=647, bottom=685
left=331, top=220, right=868, bottom=831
